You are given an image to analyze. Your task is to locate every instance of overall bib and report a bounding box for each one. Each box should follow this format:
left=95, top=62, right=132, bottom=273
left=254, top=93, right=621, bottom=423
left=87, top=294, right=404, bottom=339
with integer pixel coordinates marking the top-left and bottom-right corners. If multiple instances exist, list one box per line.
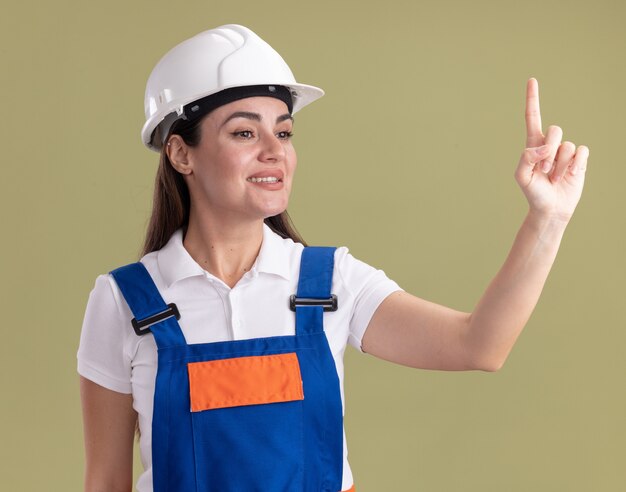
left=110, top=247, right=353, bottom=492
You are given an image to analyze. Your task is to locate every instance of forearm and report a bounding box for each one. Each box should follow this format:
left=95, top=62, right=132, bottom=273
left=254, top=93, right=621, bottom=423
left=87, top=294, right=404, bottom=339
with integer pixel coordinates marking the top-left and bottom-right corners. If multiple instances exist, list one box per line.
left=465, top=210, right=569, bottom=371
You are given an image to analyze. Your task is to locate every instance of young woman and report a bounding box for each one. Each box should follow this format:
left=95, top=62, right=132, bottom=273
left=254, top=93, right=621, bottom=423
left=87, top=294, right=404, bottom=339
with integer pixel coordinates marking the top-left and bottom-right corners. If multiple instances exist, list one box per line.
left=78, top=24, right=589, bottom=492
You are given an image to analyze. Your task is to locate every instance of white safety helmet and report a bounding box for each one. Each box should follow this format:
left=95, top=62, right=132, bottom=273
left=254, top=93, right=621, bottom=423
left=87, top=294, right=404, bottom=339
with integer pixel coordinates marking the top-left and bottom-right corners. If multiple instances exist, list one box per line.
left=141, top=24, right=325, bottom=152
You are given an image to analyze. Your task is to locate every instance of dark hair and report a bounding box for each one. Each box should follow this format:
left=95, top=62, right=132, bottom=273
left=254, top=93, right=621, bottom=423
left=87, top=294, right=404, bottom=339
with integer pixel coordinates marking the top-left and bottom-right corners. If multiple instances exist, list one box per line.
left=139, top=115, right=306, bottom=258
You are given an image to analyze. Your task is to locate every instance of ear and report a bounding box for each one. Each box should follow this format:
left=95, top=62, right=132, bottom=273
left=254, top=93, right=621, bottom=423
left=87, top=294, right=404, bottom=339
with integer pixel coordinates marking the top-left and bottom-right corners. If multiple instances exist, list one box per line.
left=166, top=135, right=193, bottom=175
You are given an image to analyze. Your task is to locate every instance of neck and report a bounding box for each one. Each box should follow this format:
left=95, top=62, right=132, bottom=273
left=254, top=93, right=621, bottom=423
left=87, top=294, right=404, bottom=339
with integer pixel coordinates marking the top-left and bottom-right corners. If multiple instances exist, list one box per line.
left=183, top=209, right=264, bottom=289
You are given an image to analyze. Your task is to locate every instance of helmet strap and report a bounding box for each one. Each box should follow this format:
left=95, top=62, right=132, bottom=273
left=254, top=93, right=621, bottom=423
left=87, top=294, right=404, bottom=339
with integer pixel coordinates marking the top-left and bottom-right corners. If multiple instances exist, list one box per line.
left=182, top=84, right=293, bottom=123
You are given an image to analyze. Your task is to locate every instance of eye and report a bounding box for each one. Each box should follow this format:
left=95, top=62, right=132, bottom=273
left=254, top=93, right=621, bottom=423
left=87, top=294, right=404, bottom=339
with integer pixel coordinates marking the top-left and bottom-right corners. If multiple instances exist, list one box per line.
left=277, top=131, right=294, bottom=140
left=232, top=130, right=254, bottom=139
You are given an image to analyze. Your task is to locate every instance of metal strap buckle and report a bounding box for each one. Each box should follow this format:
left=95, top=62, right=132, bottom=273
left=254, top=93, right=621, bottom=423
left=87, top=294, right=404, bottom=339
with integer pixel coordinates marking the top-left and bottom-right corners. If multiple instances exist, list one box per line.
left=131, top=303, right=180, bottom=336
left=289, top=295, right=338, bottom=312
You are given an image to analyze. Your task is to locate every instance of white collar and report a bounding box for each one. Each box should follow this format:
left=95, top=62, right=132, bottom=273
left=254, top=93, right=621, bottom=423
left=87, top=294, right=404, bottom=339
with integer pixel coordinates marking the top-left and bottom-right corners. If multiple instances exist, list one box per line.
left=156, top=223, right=291, bottom=288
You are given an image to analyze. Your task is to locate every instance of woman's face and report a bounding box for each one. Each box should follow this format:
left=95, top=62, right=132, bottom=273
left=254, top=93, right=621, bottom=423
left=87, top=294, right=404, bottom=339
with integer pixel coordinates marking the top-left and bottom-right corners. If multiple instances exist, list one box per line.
left=184, top=96, right=296, bottom=224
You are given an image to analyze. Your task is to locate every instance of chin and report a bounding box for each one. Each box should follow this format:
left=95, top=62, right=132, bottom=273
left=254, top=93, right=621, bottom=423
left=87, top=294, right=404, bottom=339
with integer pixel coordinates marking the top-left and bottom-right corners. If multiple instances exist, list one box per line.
left=260, top=204, right=288, bottom=219
left=263, top=208, right=287, bottom=219
left=259, top=198, right=289, bottom=216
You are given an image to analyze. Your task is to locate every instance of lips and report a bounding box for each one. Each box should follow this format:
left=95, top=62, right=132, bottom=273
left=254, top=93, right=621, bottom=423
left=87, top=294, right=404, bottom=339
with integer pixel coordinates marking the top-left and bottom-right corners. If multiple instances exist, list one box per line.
left=246, top=170, right=284, bottom=183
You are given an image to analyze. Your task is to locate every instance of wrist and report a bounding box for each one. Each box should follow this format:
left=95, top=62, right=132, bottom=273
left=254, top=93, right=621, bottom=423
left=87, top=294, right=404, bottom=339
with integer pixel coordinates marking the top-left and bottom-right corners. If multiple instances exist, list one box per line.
left=525, top=208, right=570, bottom=235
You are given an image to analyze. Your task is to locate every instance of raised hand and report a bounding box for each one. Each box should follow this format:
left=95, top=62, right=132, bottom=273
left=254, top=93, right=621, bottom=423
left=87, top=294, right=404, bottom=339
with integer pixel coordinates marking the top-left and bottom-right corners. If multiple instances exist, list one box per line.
left=514, top=78, right=589, bottom=222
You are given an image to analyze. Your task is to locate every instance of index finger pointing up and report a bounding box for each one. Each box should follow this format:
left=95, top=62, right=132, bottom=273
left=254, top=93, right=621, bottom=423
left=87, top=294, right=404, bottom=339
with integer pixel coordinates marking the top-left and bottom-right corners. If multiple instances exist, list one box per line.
left=525, top=78, right=543, bottom=147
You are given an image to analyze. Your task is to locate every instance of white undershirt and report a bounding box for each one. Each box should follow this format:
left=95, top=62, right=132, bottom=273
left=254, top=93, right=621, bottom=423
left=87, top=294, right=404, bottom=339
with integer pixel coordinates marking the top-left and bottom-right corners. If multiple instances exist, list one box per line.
left=77, top=224, right=402, bottom=491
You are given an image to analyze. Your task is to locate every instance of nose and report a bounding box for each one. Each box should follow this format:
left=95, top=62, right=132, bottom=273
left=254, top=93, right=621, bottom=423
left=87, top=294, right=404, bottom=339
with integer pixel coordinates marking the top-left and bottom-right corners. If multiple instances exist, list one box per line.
left=258, top=132, right=285, bottom=162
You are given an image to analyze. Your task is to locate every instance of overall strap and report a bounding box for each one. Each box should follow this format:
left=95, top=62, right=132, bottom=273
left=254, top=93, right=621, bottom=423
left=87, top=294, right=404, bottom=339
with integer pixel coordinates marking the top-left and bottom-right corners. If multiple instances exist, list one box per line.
left=109, top=262, right=187, bottom=348
left=293, top=246, right=337, bottom=336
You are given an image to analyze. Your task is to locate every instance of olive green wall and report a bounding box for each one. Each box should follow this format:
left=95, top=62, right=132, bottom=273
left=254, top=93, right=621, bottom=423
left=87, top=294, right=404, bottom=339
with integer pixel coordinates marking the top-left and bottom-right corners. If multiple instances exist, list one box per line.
left=1, top=0, right=623, bottom=490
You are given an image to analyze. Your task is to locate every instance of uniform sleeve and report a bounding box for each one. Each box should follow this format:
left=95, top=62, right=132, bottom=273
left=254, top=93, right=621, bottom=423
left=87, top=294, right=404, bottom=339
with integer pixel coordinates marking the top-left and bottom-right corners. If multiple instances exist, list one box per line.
left=334, top=248, right=403, bottom=353
left=77, top=274, right=133, bottom=394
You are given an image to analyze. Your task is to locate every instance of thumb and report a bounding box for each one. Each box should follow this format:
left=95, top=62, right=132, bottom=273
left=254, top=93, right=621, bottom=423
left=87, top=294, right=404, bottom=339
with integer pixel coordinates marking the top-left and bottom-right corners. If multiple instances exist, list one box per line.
left=515, top=144, right=550, bottom=187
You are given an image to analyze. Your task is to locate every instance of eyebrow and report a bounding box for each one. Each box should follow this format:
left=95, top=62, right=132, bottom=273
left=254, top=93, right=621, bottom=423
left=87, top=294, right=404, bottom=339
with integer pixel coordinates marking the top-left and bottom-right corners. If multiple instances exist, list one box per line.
left=220, top=111, right=293, bottom=127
